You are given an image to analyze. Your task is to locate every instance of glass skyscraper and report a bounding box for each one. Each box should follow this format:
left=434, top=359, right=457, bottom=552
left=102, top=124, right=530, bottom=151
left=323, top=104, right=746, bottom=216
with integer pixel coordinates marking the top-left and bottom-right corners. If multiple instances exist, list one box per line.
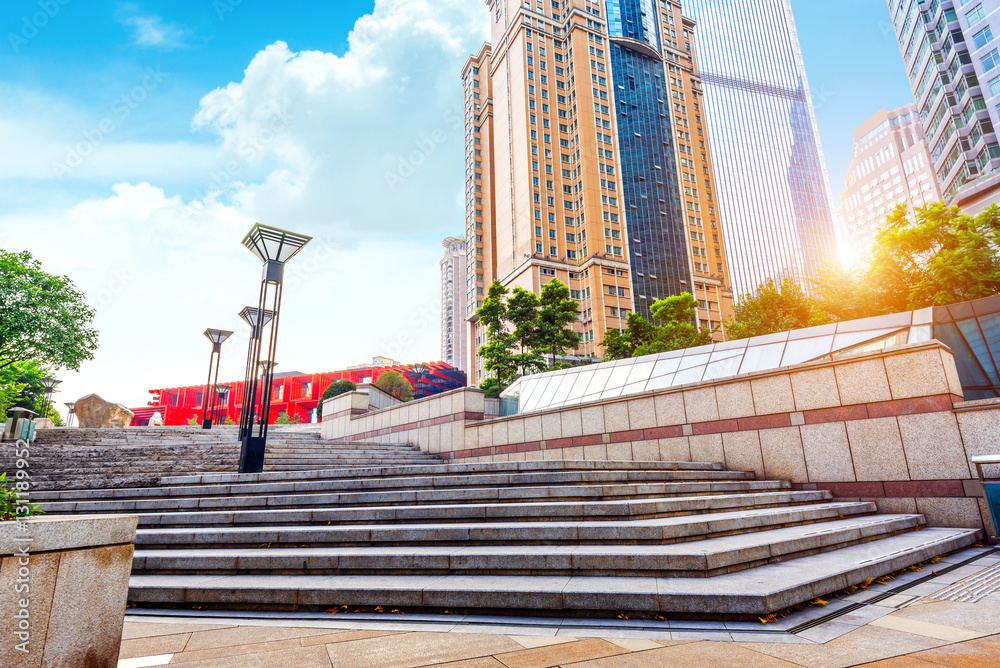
left=683, top=0, right=840, bottom=298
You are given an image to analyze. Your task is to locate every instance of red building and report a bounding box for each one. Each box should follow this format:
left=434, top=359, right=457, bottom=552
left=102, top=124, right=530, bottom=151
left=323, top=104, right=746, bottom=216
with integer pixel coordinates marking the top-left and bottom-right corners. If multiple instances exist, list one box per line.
left=131, top=359, right=467, bottom=427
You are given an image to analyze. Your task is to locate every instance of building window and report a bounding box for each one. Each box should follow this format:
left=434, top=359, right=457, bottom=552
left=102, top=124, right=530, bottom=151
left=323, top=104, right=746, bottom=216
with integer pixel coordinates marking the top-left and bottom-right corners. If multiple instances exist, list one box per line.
left=974, top=25, right=994, bottom=49
left=968, top=4, right=987, bottom=27
left=982, top=48, right=1000, bottom=72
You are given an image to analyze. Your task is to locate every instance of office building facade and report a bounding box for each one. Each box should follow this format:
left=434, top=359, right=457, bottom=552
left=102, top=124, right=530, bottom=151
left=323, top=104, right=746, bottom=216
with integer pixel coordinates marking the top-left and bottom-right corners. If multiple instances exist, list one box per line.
left=463, top=0, right=734, bottom=384
left=440, top=236, right=469, bottom=374
left=683, top=0, right=840, bottom=298
left=841, top=105, right=942, bottom=259
left=887, top=0, right=1000, bottom=210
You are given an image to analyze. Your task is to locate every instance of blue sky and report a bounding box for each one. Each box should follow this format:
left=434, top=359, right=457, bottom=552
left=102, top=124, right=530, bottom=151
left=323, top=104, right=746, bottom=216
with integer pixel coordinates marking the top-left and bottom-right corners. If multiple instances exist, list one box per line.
left=0, top=0, right=917, bottom=412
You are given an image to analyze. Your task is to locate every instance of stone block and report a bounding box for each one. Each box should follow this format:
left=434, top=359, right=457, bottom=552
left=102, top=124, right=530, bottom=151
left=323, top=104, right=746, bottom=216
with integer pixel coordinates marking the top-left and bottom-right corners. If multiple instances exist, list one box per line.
left=561, top=410, right=583, bottom=438
left=631, top=439, right=660, bottom=462
left=846, top=418, right=909, bottom=482
left=750, top=375, right=795, bottom=416
left=659, top=437, right=691, bottom=462
left=603, top=402, right=630, bottom=433
left=465, top=391, right=486, bottom=414
left=606, top=441, right=633, bottom=461
left=75, top=394, right=134, bottom=429
left=0, top=552, right=59, bottom=668
left=941, top=350, right=965, bottom=398
left=868, top=497, right=917, bottom=515
left=899, top=413, right=971, bottom=480
left=583, top=444, right=608, bottom=461
left=760, top=427, right=808, bottom=484
left=627, top=397, right=657, bottom=430
left=801, top=423, right=856, bottom=482
left=689, top=433, right=724, bottom=465
left=884, top=348, right=951, bottom=400
left=916, top=497, right=984, bottom=529
left=683, top=387, right=719, bottom=423
left=653, top=393, right=687, bottom=426
left=491, top=421, right=509, bottom=447
left=541, top=413, right=562, bottom=441
left=722, top=431, right=765, bottom=479
left=506, top=419, right=525, bottom=446
left=523, top=416, right=543, bottom=443
left=715, top=381, right=755, bottom=420
left=580, top=406, right=605, bottom=436
left=835, top=359, right=892, bottom=405
left=790, top=367, right=841, bottom=412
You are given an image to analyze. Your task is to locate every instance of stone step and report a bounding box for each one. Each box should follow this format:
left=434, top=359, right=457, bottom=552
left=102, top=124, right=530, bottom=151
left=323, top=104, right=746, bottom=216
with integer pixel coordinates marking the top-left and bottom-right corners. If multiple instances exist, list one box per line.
left=31, top=469, right=757, bottom=502
left=133, top=502, right=878, bottom=549
left=38, top=481, right=793, bottom=515
left=118, top=490, right=835, bottom=528
left=160, top=460, right=728, bottom=486
left=130, top=515, right=925, bottom=578
left=125, top=527, right=981, bottom=616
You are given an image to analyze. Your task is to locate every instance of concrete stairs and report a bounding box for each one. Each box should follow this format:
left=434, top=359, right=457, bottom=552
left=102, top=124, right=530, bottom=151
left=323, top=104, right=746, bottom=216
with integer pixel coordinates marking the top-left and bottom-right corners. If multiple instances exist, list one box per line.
left=31, top=458, right=982, bottom=618
left=1, top=427, right=437, bottom=490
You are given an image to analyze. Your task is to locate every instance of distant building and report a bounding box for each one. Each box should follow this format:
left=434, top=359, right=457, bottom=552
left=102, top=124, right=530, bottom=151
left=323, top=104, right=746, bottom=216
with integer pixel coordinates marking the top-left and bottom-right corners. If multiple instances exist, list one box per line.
left=684, top=0, right=841, bottom=297
left=841, top=105, right=941, bottom=259
left=132, top=359, right=467, bottom=427
left=463, top=0, right=735, bottom=384
left=440, top=237, right=469, bottom=374
left=886, top=0, right=1000, bottom=211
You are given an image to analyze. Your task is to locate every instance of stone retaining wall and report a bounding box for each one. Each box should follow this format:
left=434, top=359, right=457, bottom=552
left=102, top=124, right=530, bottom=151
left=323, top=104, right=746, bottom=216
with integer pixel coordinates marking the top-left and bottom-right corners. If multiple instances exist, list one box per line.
left=322, top=342, right=1000, bottom=536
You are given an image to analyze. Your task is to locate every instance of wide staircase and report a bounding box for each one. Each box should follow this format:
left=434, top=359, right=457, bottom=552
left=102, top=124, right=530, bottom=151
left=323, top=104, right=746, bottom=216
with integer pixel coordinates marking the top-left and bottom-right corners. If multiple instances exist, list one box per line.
left=30, top=457, right=981, bottom=618
left=0, top=427, right=438, bottom=490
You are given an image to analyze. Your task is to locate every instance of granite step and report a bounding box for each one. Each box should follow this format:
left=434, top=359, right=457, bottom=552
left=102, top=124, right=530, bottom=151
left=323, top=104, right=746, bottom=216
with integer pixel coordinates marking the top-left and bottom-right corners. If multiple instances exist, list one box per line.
left=126, top=527, right=981, bottom=616
left=31, top=469, right=757, bottom=502
left=37, top=480, right=793, bottom=515
left=130, top=514, right=926, bottom=578
left=115, top=490, right=836, bottom=528
left=133, top=501, right=879, bottom=549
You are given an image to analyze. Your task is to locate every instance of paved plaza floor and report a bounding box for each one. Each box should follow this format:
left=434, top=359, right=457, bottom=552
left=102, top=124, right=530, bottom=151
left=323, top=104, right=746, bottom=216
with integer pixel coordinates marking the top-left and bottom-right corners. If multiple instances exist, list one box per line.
left=117, top=546, right=1000, bottom=668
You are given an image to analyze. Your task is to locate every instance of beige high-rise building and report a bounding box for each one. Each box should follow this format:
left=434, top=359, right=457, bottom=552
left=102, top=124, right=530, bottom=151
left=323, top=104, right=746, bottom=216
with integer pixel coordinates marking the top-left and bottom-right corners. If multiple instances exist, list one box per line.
left=441, top=237, right=469, bottom=374
left=841, top=105, right=942, bottom=260
left=462, top=0, right=734, bottom=385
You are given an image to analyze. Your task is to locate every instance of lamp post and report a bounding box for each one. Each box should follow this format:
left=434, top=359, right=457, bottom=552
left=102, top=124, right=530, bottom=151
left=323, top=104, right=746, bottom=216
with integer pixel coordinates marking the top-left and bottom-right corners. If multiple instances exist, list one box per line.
left=237, top=307, right=274, bottom=441
left=202, top=329, right=234, bottom=430
left=41, top=377, right=61, bottom=421
left=410, top=363, right=427, bottom=398
left=214, top=385, right=232, bottom=426
left=238, top=223, right=311, bottom=474
left=64, top=402, right=76, bottom=428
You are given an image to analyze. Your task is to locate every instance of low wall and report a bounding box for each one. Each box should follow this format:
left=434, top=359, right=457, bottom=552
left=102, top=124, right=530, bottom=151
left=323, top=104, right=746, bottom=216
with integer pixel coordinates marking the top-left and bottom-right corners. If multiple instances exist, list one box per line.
left=322, top=342, right=1000, bottom=536
left=0, top=515, right=138, bottom=668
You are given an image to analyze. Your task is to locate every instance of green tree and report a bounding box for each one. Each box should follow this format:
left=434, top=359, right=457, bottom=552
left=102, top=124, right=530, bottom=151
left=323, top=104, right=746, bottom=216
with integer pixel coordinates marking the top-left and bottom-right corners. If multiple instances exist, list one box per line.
left=374, top=371, right=414, bottom=401
left=0, top=361, right=53, bottom=418
left=476, top=282, right=521, bottom=390
left=506, top=287, right=545, bottom=376
left=0, top=250, right=99, bottom=372
left=479, top=377, right=501, bottom=399
left=537, top=279, right=582, bottom=364
left=727, top=279, right=826, bottom=340
left=316, top=379, right=357, bottom=419
left=601, top=293, right=713, bottom=360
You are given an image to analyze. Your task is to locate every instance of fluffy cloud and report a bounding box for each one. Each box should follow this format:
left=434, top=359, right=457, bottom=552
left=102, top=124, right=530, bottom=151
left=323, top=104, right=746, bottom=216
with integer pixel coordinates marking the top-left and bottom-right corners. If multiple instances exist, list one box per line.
left=0, top=0, right=491, bottom=414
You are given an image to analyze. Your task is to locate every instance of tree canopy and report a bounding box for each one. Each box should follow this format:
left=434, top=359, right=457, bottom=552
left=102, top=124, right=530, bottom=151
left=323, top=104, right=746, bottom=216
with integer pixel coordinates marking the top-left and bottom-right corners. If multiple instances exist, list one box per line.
left=315, top=379, right=357, bottom=419
left=602, top=293, right=714, bottom=360
left=0, top=250, right=99, bottom=372
left=726, top=279, right=827, bottom=340
left=374, top=371, right=414, bottom=402
left=476, top=279, right=582, bottom=392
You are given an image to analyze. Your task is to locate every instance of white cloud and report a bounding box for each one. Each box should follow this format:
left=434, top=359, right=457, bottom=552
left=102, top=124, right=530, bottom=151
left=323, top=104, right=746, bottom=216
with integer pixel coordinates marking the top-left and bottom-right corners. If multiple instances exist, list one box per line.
left=116, top=4, right=190, bottom=49
left=1, top=0, right=493, bottom=419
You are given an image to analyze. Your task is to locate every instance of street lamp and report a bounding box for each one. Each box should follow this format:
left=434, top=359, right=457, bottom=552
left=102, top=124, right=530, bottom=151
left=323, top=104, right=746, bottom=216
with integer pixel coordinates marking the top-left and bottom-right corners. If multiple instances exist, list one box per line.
left=41, top=377, right=61, bottom=421
left=214, top=385, right=232, bottom=426
left=410, top=363, right=427, bottom=398
left=237, top=307, right=274, bottom=442
left=64, top=402, right=76, bottom=428
left=238, top=223, right=311, bottom=474
left=202, top=329, right=234, bottom=430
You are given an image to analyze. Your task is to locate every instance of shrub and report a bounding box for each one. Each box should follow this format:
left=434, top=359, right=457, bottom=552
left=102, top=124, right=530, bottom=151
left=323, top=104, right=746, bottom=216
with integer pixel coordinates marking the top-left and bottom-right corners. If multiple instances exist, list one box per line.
left=316, top=380, right=358, bottom=419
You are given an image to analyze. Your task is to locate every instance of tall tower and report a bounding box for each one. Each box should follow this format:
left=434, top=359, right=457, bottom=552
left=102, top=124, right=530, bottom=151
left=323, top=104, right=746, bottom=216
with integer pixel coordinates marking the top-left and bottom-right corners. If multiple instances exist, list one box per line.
left=683, top=0, right=840, bottom=298
left=440, top=236, right=469, bottom=374
left=464, top=0, right=734, bottom=384
left=841, top=105, right=941, bottom=260
left=885, top=0, right=1000, bottom=213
